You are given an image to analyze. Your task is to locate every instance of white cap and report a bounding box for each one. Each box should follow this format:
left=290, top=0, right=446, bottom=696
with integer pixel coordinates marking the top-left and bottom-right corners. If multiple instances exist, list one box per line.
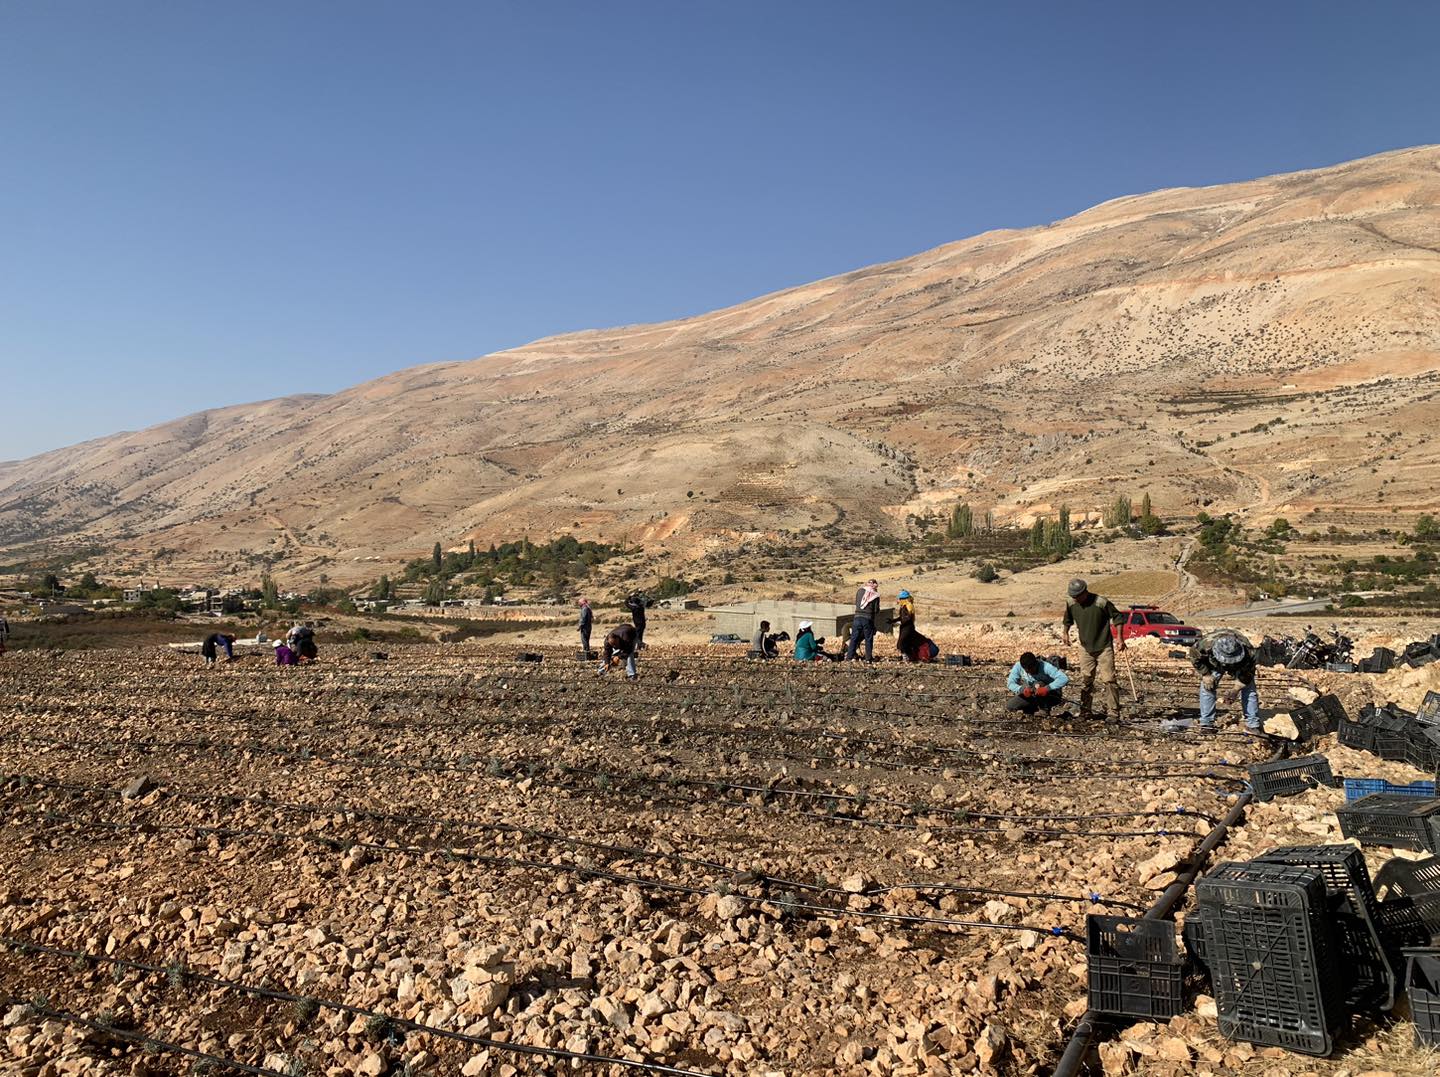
left=798, top=621, right=813, bottom=631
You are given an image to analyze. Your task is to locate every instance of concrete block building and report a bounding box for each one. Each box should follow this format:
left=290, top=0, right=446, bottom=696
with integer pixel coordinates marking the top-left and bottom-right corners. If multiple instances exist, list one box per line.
left=706, top=600, right=894, bottom=642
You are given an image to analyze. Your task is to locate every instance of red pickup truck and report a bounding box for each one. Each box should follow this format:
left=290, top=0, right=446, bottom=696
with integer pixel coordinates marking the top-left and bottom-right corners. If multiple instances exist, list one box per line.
left=1112, top=605, right=1201, bottom=644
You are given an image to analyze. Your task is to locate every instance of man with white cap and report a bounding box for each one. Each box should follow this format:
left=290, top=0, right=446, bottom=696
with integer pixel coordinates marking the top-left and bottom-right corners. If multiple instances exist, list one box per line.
left=1061, top=578, right=1125, bottom=720
left=1179, top=628, right=1261, bottom=734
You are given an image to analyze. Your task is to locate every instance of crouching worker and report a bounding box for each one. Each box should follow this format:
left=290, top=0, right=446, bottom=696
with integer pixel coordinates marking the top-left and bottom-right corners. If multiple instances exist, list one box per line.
left=273, top=638, right=298, bottom=666
left=1182, top=629, right=1261, bottom=734
left=1005, top=652, right=1069, bottom=713
left=794, top=621, right=837, bottom=662
left=751, top=620, right=778, bottom=659
left=598, top=623, right=639, bottom=680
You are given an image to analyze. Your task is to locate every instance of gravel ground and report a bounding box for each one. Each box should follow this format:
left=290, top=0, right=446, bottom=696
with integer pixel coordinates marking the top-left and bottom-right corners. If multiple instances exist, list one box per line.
left=0, top=642, right=1434, bottom=1076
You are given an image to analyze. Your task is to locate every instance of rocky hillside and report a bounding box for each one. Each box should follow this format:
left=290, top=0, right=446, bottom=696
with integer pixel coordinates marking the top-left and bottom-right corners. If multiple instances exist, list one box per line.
left=2, top=145, right=1438, bottom=583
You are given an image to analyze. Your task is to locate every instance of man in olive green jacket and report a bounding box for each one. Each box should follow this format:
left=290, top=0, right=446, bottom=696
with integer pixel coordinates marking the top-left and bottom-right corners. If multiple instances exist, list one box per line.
left=1061, top=578, right=1126, bottom=719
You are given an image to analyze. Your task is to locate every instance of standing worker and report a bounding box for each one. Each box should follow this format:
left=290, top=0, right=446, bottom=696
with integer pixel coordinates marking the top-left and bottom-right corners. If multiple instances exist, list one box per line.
left=1005, top=652, right=1070, bottom=713
left=1173, top=629, right=1262, bottom=734
left=598, top=623, right=640, bottom=681
left=845, top=578, right=881, bottom=662
left=200, top=632, right=236, bottom=666
left=625, top=590, right=650, bottom=649
left=578, top=598, right=593, bottom=657
left=1061, top=579, right=1126, bottom=720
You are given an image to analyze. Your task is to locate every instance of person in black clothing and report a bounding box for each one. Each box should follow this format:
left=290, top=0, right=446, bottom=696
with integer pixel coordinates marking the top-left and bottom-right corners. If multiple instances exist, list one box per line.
left=200, top=633, right=236, bottom=665
left=625, top=590, right=650, bottom=649
left=845, top=579, right=881, bottom=662
left=599, top=623, right=639, bottom=680
left=577, top=598, right=593, bottom=655
left=289, top=623, right=319, bottom=663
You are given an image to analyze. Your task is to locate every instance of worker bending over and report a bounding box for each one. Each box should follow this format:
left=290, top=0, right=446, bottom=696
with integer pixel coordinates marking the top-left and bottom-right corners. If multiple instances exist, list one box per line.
left=1184, top=629, right=1262, bottom=734
left=599, top=623, right=640, bottom=681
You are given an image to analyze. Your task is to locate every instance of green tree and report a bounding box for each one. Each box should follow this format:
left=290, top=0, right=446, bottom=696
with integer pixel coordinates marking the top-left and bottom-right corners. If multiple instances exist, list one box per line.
left=1104, top=496, right=1133, bottom=528
left=372, top=574, right=394, bottom=600
left=974, top=563, right=998, bottom=583
left=1140, top=493, right=1152, bottom=519
left=946, top=503, right=974, bottom=539
left=260, top=572, right=279, bottom=609
left=422, top=577, right=448, bottom=605
left=1416, top=514, right=1438, bottom=539
left=431, top=542, right=443, bottom=573
left=1267, top=518, right=1292, bottom=538
left=1029, top=517, right=1046, bottom=549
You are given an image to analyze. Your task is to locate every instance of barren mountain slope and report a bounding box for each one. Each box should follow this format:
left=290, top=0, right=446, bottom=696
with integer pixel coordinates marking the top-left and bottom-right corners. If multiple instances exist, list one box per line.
left=2, top=145, right=1438, bottom=582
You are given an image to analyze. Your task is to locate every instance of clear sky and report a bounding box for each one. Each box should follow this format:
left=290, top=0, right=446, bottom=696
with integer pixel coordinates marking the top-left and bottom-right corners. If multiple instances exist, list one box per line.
left=1, top=1, right=1436, bottom=461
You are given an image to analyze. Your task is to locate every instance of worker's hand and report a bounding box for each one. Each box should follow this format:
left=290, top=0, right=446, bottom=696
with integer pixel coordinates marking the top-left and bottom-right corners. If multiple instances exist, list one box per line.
left=1062, top=632, right=1072, bottom=647
left=1036, top=685, right=1049, bottom=697
left=1020, top=687, right=1034, bottom=698
left=1200, top=674, right=1218, bottom=692
left=1115, top=636, right=1126, bottom=652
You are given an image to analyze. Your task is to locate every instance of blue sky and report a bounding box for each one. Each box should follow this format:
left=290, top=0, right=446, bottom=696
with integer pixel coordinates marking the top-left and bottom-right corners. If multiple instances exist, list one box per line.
left=1, top=1, right=1436, bottom=460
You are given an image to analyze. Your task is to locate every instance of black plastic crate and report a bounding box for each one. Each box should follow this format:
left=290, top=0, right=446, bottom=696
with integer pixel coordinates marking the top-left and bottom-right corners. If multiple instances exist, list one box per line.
left=1377, top=896, right=1436, bottom=951
left=1339, top=714, right=1377, bottom=752
left=1359, top=646, right=1397, bottom=674
left=1338, top=794, right=1440, bottom=853
left=1418, top=690, right=1440, bottom=726
left=1376, top=855, right=1440, bottom=939
left=1247, top=755, right=1336, bottom=802
left=1085, top=915, right=1186, bottom=1019
left=1196, top=861, right=1344, bottom=1056
left=1371, top=712, right=1416, bottom=763
left=1290, top=695, right=1347, bottom=743
left=1406, top=949, right=1440, bottom=1047
left=1406, top=724, right=1440, bottom=772
left=1375, top=854, right=1440, bottom=899
left=1254, top=844, right=1395, bottom=1010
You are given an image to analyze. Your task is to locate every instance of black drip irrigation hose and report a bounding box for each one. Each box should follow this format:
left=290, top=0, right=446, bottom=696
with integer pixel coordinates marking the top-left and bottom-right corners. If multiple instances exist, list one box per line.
left=1050, top=742, right=1288, bottom=1077
left=5, top=773, right=1147, bottom=912
left=7, top=1002, right=289, bottom=1076
left=16, top=805, right=1080, bottom=939
left=0, top=938, right=714, bottom=1076
left=5, top=732, right=1230, bottom=836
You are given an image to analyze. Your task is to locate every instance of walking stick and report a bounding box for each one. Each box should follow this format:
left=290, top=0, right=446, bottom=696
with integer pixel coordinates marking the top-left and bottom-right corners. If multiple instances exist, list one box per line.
left=1121, top=649, right=1143, bottom=705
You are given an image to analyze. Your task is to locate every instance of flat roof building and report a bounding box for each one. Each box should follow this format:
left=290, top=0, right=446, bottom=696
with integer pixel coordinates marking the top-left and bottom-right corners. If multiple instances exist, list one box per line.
left=706, top=600, right=894, bottom=642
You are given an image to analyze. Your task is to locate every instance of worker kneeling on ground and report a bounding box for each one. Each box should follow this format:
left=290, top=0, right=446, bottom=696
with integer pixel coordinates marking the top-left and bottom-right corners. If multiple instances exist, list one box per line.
left=1167, top=629, right=1261, bottom=735
left=794, top=621, right=837, bottom=662
left=1061, top=579, right=1126, bottom=720
left=1005, top=652, right=1070, bottom=713
left=598, top=623, right=640, bottom=681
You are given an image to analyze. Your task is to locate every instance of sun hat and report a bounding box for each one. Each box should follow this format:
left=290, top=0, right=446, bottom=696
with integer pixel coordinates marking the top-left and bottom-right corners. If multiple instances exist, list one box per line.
left=898, top=589, right=911, bottom=599
left=798, top=621, right=813, bottom=631
left=1067, top=579, right=1088, bottom=598
left=1213, top=633, right=1246, bottom=665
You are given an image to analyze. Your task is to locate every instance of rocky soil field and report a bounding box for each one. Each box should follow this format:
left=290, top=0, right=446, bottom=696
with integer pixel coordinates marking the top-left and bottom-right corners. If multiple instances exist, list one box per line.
left=1, top=642, right=1436, bottom=1076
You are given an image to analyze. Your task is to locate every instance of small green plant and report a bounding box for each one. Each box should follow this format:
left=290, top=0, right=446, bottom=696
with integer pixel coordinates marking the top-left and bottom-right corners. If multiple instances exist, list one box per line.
left=290, top=997, right=320, bottom=1026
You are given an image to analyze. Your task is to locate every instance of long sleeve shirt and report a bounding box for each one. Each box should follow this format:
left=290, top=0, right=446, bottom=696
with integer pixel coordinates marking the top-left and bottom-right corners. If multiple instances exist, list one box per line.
left=1063, top=596, right=1123, bottom=653
left=1007, top=660, right=1070, bottom=695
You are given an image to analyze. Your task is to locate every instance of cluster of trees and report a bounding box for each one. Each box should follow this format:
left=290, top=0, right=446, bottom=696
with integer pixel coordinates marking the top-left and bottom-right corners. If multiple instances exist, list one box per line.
left=1103, top=493, right=1165, bottom=536
left=389, top=535, right=623, bottom=604
left=1028, top=505, right=1075, bottom=554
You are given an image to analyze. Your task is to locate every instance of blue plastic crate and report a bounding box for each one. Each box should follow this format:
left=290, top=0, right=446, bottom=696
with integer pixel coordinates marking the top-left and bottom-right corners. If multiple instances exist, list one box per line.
left=1344, top=778, right=1438, bottom=803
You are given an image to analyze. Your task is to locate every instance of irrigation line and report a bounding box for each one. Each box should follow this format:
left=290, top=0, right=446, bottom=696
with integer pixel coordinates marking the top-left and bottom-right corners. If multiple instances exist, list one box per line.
left=17, top=806, right=1079, bottom=938
left=1051, top=742, right=1288, bottom=1077
left=5, top=773, right=1145, bottom=912
left=3, top=732, right=1227, bottom=836
left=8, top=1002, right=289, bottom=1076
left=1, top=939, right=714, bottom=1076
